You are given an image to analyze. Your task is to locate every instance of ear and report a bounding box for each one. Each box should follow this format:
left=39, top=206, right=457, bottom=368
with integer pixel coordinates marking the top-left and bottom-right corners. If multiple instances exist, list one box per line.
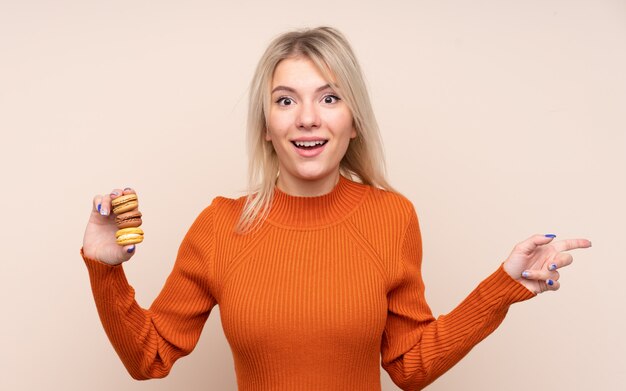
left=265, top=128, right=272, bottom=141
left=350, top=126, right=357, bottom=139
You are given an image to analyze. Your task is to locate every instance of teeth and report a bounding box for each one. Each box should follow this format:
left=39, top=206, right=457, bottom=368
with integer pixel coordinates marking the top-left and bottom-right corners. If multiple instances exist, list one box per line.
left=294, top=140, right=326, bottom=147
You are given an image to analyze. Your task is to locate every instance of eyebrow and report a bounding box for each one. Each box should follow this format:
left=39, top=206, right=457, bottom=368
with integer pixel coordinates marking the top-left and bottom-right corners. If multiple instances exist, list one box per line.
left=271, top=83, right=333, bottom=94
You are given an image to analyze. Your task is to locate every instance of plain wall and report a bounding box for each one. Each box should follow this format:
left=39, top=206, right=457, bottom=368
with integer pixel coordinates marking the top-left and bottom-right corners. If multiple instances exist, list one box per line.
left=1, top=0, right=624, bottom=390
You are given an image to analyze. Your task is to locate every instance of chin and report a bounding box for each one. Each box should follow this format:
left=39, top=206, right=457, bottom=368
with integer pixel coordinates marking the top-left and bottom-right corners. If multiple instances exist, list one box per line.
left=295, top=173, right=327, bottom=182
left=293, top=166, right=331, bottom=180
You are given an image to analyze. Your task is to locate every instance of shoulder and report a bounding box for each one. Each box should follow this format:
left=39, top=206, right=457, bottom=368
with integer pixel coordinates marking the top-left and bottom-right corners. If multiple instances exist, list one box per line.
left=209, top=194, right=247, bottom=215
left=345, top=183, right=419, bottom=249
left=188, top=194, right=247, bottom=230
left=361, top=185, right=417, bottom=224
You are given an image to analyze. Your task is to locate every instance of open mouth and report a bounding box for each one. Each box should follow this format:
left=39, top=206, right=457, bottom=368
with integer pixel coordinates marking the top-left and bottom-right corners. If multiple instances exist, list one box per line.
left=291, top=140, right=329, bottom=149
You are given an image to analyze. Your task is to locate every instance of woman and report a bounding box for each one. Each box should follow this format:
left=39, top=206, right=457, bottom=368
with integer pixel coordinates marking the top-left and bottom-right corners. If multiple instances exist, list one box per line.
left=81, top=26, right=591, bottom=390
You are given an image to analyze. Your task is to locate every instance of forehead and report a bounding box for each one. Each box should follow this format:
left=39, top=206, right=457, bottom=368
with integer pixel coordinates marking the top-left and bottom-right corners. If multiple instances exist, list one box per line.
left=271, top=56, right=334, bottom=88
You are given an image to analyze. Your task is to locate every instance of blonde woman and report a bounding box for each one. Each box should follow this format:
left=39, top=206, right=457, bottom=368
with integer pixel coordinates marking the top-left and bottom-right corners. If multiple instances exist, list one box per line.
left=81, top=26, right=591, bottom=390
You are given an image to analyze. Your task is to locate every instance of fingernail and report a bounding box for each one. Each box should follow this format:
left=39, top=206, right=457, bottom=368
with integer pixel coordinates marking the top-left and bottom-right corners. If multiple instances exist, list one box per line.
left=100, top=207, right=108, bottom=216
left=127, top=245, right=135, bottom=253
left=111, top=191, right=120, bottom=197
left=124, top=187, right=132, bottom=191
left=547, top=279, right=554, bottom=286
left=549, top=263, right=557, bottom=271
left=545, top=234, right=556, bottom=238
left=97, top=203, right=101, bottom=213
left=522, top=271, right=530, bottom=278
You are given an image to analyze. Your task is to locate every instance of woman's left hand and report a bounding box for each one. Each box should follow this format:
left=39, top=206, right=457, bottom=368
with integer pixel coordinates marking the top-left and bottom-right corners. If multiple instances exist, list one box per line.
left=502, top=234, right=592, bottom=294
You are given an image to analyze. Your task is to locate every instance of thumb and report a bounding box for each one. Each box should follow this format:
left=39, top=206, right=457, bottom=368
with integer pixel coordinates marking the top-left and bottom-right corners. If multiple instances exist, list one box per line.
left=119, top=244, right=137, bottom=262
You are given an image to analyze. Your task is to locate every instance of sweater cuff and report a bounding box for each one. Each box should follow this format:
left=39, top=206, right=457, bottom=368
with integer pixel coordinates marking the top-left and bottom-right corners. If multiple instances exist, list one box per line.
left=81, top=246, right=122, bottom=271
left=80, top=247, right=132, bottom=301
left=479, top=263, right=536, bottom=306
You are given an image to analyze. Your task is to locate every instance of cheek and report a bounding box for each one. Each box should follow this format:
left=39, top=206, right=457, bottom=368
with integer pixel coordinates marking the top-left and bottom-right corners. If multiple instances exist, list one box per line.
left=266, top=112, right=279, bottom=141
left=326, top=110, right=354, bottom=134
left=267, top=112, right=292, bottom=138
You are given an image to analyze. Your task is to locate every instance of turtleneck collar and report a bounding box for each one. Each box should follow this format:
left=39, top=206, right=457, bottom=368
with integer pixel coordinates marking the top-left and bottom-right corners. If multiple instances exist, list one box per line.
left=266, top=175, right=370, bottom=228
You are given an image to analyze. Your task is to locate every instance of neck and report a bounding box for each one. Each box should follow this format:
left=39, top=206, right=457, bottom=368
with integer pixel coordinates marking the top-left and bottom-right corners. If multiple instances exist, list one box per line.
left=275, top=171, right=341, bottom=197
left=268, top=174, right=370, bottom=228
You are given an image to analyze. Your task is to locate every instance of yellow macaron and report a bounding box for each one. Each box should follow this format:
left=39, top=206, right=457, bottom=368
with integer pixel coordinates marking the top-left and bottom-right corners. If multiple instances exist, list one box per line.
left=115, top=227, right=144, bottom=246
left=111, top=194, right=139, bottom=215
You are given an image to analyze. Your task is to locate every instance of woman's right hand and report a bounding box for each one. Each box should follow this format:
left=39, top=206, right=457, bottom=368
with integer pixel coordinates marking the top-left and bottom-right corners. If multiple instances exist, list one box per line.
left=82, top=187, right=139, bottom=265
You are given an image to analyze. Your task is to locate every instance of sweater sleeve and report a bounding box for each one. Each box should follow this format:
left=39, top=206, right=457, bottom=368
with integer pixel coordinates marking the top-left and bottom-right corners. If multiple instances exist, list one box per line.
left=380, top=206, right=536, bottom=390
left=81, top=206, right=217, bottom=380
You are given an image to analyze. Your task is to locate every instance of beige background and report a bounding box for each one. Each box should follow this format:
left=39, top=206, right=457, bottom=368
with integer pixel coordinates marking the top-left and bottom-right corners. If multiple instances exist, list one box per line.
left=1, top=0, right=624, bottom=390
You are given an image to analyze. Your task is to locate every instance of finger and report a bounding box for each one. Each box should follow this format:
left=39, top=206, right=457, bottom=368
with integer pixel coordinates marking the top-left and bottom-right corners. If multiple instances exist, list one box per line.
left=92, top=195, right=103, bottom=214
left=516, top=234, right=557, bottom=254
left=122, top=186, right=136, bottom=195
left=522, top=269, right=560, bottom=283
left=110, top=188, right=124, bottom=200
left=553, top=238, right=592, bottom=252
left=544, top=278, right=561, bottom=292
left=548, top=253, right=574, bottom=271
left=100, top=194, right=112, bottom=216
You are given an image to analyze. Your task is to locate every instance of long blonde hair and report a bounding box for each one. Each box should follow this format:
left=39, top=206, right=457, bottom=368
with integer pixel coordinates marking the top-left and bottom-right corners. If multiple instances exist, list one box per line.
left=236, top=26, right=395, bottom=233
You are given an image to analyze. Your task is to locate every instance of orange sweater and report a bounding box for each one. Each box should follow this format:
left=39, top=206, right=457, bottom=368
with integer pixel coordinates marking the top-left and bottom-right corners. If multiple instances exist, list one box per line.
left=82, top=175, right=535, bottom=390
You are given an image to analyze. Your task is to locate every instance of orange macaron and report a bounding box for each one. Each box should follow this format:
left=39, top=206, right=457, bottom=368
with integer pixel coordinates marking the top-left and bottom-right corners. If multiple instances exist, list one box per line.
left=115, top=209, right=143, bottom=229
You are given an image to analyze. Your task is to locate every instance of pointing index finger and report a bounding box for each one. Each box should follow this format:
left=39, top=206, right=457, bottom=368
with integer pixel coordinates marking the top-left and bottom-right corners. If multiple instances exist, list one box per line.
left=553, top=238, right=592, bottom=252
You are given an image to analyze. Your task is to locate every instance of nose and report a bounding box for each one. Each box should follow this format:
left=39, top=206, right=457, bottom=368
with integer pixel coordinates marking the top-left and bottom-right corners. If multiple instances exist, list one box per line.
left=296, top=101, right=320, bottom=130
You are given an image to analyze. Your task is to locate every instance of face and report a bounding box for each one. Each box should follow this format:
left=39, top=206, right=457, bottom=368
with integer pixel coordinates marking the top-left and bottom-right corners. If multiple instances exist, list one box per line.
left=265, top=56, right=356, bottom=195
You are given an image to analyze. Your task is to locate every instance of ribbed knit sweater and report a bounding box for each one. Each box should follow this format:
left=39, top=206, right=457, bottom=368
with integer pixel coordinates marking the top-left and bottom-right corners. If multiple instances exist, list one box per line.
left=82, top=175, right=535, bottom=390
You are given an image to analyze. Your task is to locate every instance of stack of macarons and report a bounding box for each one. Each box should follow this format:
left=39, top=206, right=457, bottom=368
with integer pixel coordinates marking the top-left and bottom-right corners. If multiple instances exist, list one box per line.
left=111, top=194, right=144, bottom=246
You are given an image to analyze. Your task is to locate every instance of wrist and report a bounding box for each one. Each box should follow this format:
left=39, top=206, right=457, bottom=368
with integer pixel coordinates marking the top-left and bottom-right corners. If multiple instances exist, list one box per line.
left=502, top=261, right=519, bottom=280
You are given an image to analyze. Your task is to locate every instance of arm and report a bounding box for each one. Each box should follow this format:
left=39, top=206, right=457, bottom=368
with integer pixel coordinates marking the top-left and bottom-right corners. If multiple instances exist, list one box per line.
left=82, top=205, right=217, bottom=379
left=380, top=207, right=535, bottom=390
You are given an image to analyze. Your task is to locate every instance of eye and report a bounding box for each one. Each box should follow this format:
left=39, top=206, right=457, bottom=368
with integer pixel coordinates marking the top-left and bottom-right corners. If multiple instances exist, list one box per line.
left=276, top=97, right=294, bottom=106
left=322, top=95, right=341, bottom=104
